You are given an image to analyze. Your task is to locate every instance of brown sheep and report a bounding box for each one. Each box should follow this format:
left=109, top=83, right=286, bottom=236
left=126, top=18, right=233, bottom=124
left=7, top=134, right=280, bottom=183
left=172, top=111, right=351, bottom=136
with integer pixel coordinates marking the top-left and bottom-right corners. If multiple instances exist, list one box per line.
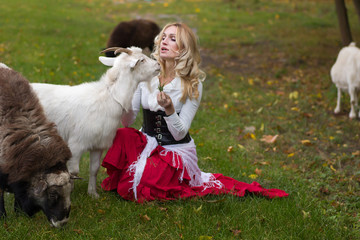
left=0, top=64, right=73, bottom=228
left=105, top=19, right=160, bottom=57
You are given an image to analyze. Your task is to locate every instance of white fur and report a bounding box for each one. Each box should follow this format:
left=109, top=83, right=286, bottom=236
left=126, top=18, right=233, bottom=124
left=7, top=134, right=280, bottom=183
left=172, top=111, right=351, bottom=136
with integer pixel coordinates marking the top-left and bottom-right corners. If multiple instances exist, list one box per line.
left=331, top=42, right=360, bottom=119
left=0, top=63, right=10, bottom=69
left=31, top=47, right=160, bottom=198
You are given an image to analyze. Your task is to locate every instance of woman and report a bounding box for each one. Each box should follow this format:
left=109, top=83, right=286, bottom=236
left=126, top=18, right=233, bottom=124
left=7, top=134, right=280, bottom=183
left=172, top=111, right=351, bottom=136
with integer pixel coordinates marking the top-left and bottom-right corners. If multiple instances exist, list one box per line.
left=101, top=22, right=288, bottom=202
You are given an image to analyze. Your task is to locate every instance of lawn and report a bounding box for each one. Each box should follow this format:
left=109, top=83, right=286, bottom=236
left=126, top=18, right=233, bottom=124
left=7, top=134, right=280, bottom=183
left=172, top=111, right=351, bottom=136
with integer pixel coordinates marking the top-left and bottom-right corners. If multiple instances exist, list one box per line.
left=1, top=0, right=360, bottom=239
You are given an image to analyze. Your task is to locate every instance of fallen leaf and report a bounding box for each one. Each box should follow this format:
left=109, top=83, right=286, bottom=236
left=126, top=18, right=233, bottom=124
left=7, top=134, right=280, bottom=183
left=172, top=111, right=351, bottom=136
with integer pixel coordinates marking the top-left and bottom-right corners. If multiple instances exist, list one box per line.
left=319, top=187, right=330, bottom=195
left=73, top=229, right=84, bottom=234
left=204, top=198, right=227, bottom=203
left=256, top=107, right=263, bottom=113
left=291, top=107, right=300, bottom=112
left=194, top=205, right=202, bottom=213
left=237, top=144, right=245, bottom=150
left=140, top=214, right=151, bottom=221
left=302, top=112, right=313, bottom=118
left=249, top=174, right=258, bottom=179
left=97, top=209, right=105, bottom=214
left=289, top=91, right=299, bottom=100
left=305, top=130, right=314, bottom=136
left=199, top=236, right=213, bottom=240
left=244, top=126, right=256, bottom=133
left=302, top=210, right=310, bottom=218
left=352, top=151, right=360, bottom=156
left=260, top=135, right=278, bottom=144
left=255, top=168, right=262, bottom=176
left=260, top=123, right=265, bottom=131
left=301, top=140, right=312, bottom=146
left=230, top=229, right=242, bottom=236
left=255, top=161, right=270, bottom=166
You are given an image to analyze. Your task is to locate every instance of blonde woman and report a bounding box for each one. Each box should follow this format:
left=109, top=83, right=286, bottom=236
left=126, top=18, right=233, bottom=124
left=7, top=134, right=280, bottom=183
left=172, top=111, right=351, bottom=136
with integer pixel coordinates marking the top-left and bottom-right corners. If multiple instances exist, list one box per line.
left=101, top=23, right=288, bottom=202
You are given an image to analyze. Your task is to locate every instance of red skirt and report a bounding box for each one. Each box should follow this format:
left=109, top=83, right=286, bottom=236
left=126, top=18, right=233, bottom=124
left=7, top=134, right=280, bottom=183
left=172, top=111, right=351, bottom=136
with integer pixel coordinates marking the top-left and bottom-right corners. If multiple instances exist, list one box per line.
left=101, top=128, right=288, bottom=202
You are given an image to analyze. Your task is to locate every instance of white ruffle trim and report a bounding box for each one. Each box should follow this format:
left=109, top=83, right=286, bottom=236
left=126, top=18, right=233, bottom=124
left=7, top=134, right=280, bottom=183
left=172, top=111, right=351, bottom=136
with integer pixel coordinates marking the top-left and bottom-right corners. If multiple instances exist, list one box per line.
left=128, top=134, right=224, bottom=200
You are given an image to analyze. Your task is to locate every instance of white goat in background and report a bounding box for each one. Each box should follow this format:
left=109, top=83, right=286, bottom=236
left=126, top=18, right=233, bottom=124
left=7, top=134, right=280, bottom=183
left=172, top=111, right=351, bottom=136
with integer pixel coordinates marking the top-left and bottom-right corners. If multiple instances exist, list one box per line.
left=31, top=47, right=160, bottom=198
left=331, top=42, right=360, bottom=119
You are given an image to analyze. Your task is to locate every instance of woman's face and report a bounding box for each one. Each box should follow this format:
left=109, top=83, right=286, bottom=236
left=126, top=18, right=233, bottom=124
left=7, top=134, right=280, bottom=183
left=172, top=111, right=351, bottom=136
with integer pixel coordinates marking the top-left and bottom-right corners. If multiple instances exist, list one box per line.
left=159, top=26, right=179, bottom=61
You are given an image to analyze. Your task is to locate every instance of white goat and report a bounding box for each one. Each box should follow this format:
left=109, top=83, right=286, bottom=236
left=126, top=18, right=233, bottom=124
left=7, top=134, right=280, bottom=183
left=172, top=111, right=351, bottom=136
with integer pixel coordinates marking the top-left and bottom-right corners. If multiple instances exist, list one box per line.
left=331, top=42, right=360, bottom=119
left=31, top=47, right=160, bottom=198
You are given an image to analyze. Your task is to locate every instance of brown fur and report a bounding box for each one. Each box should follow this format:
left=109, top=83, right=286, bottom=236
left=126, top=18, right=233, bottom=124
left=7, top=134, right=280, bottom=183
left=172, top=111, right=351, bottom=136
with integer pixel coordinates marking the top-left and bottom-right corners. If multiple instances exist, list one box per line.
left=0, top=68, right=71, bottom=184
left=107, top=19, right=160, bottom=51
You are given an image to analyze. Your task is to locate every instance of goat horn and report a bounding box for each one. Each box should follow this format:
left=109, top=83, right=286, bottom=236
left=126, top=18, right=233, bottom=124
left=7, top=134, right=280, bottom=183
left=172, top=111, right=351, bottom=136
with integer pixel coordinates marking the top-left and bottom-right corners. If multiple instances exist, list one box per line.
left=100, top=47, right=132, bottom=56
left=114, top=48, right=132, bottom=55
left=70, top=175, right=83, bottom=180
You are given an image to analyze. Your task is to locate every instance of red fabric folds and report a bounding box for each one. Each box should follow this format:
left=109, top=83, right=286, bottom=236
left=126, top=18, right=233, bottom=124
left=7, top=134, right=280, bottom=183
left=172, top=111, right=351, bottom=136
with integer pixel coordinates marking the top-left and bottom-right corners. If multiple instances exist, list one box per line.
left=101, top=128, right=288, bottom=202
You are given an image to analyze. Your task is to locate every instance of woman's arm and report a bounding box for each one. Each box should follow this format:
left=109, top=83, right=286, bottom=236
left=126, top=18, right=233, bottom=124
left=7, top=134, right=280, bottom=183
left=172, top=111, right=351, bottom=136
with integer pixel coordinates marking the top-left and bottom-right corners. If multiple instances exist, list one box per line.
left=164, top=82, right=203, bottom=140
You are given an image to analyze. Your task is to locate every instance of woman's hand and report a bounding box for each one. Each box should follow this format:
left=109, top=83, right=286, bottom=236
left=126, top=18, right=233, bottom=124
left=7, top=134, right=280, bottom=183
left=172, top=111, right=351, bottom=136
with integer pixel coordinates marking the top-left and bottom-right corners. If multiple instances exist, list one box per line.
left=157, top=91, right=175, bottom=116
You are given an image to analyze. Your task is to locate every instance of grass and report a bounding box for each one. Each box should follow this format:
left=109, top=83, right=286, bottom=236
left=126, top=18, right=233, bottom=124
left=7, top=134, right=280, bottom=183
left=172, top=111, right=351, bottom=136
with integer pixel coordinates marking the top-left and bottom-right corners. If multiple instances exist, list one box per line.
left=1, top=0, right=360, bottom=239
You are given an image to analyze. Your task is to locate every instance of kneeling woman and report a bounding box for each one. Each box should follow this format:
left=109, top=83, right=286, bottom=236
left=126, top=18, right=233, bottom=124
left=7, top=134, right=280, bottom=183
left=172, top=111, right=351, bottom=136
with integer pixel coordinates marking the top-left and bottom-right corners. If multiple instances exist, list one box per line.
left=101, top=22, right=288, bottom=202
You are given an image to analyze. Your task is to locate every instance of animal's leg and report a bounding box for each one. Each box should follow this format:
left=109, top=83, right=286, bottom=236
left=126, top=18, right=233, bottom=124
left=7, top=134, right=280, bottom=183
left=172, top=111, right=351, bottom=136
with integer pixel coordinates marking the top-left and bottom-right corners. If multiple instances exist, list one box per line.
left=66, top=148, right=83, bottom=177
left=0, top=189, right=6, bottom=218
left=13, top=196, right=21, bottom=215
left=349, top=86, right=357, bottom=118
left=354, top=89, right=360, bottom=118
left=88, top=150, right=103, bottom=198
left=334, top=88, right=341, bottom=114
left=66, top=147, right=83, bottom=192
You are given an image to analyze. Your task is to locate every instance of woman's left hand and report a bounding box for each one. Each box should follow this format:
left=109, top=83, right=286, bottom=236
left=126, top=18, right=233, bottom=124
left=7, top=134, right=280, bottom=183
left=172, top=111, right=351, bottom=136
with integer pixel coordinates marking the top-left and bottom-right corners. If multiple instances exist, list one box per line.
left=157, top=91, right=175, bottom=116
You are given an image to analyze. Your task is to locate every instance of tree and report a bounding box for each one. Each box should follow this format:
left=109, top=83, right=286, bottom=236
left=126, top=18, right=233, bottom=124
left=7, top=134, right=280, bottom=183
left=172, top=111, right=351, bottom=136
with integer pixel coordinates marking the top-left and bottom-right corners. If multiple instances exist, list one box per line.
left=335, top=0, right=360, bottom=46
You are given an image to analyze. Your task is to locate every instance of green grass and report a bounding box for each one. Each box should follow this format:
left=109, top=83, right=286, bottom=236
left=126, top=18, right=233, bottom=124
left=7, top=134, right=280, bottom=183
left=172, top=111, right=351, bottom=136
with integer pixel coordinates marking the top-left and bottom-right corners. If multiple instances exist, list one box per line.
left=1, top=0, right=360, bottom=239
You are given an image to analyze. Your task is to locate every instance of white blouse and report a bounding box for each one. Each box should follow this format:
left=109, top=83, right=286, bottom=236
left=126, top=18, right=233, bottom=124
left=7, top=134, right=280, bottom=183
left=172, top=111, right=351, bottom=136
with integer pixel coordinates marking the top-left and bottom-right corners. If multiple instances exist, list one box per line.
left=121, top=76, right=203, bottom=141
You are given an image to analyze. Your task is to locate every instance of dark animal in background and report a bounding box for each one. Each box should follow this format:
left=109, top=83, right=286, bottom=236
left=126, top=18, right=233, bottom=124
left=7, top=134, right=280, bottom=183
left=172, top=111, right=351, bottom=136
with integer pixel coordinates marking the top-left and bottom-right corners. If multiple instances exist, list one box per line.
left=0, top=63, right=73, bottom=228
left=105, top=19, right=160, bottom=57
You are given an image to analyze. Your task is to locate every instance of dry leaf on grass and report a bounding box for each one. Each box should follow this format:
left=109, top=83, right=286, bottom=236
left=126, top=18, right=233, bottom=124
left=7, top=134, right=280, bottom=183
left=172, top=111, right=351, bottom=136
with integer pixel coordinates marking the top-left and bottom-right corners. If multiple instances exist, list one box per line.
left=260, top=134, right=278, bottom=144
left=301, top=139, right=313, bottom=146
left=255, top=168, right=262, bottom=176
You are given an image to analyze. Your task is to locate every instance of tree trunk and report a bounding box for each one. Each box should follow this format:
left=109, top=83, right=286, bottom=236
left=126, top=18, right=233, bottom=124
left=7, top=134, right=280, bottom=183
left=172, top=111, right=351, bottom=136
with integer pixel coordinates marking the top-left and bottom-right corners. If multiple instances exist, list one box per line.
left=353, top=0, right=360, bottom=24
left=335, top=0, right=353, bottom=46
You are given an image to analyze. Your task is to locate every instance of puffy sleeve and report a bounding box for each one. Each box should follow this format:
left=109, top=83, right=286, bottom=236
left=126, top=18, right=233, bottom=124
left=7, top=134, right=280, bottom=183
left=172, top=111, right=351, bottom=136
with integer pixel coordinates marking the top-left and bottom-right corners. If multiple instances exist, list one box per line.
left=121, top=84, right=141, bottom=127
left=164, top=81, right=203, bottom=140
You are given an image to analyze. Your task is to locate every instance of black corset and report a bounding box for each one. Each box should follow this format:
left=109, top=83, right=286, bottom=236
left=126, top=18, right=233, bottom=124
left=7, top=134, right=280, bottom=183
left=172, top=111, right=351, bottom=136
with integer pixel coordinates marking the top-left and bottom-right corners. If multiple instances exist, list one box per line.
left=142, top=109, right=191, bottom=146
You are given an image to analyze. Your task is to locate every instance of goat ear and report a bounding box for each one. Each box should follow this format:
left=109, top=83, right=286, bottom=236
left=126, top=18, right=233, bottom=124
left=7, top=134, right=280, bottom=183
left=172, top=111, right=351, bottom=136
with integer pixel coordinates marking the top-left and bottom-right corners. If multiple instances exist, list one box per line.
left=99, top=56, right=115, bottom=67
left=129, top=59, right=140, bottom=70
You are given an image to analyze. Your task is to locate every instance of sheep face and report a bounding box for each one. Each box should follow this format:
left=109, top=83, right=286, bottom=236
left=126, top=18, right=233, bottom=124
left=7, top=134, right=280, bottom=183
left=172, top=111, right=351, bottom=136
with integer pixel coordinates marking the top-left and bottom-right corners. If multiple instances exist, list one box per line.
left=28, top=171, right=72, bottom=228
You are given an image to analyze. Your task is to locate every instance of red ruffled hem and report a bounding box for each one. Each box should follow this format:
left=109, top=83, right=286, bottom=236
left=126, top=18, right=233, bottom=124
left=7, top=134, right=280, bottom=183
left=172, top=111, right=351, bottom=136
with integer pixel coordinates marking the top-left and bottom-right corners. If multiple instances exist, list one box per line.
left=101, top=128, right=288, bottom=202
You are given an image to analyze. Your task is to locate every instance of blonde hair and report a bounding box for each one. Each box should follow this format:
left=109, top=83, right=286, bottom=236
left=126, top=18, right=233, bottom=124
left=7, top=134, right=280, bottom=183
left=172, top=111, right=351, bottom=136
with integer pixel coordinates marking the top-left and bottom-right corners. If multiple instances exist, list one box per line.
left=152, top=22, right=206, bottom=102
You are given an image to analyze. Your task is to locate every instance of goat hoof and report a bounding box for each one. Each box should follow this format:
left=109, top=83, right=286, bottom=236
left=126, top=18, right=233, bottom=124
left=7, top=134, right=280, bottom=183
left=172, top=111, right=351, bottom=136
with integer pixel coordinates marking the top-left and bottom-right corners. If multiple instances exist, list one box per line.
left=88, top=191, right=99, bottom=199
left=349, top=112, right=356, bottom=119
